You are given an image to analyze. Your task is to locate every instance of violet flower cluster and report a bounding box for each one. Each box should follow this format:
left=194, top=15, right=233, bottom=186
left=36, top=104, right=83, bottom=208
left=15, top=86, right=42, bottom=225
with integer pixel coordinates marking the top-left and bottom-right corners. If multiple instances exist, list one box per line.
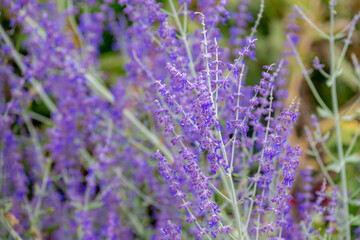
left=0, top=0, right=359, bottom=240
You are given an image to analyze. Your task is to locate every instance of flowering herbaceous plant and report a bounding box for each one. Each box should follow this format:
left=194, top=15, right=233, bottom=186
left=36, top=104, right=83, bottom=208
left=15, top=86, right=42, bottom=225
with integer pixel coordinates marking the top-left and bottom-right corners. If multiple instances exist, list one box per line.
left=0, top=0, right=360, bottom=239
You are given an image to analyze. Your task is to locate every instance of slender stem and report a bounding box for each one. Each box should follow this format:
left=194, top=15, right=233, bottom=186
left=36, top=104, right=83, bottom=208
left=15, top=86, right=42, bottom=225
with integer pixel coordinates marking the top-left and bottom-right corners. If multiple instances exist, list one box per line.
left=209, top=182, right=232, bottom=203
left=336, top=12, right=360, bottom=71
left=32, top=159, right=51, bottom=228
left=66, top=0, right=84, bottom=48
left=278, top=226, right=283, bottom=240
left=123, top=109, right=174, bottom=163
left=255, top=92, right=281, bottom=240
left=352, top=53, right=360, bottom=80
left=230, top=176, right=243, bottom=239
left=83, top=181, right=91, bottom=211
left=21, top=10, right=47, bottom=39
left=195, top=13, right=245, bottom=238
left=223, top=0, right=264, bottom=91
left=334, top=101, right=351, bottom=239
left=116, top=170, right=161, bottom=209
left=230, top=66, right=245, bottom=171
left=255, top=190, right=265, bottom=240
left=244, top=86, right=275, bottom=235
left=183, top=3, right=187, bottom=37
left=345, top=125, right=360, bottom=158
left=218, top=169, right=244, bottom=240
left=294, top=6, right=329, bottom=38
left=27, top=111, right=54, bottom=125
left=168, top=0, right=196, bottom=78
left=350, top=187, right=360, bottom=199
left=305, top=127, right=335, bottom=187
left=21, top=111, right=52, bottom=230
left=237, top=181, right=254, bottom=204
left=248, top=0, right=265, bottom=41
left=319, top=139, right=338, bottom=163
left=214, top=38, right=220, bottom=115
left=340, top=95, right=360, bottom=119
left=318, top=68, right=330, bottom=79
left=119, top=205, right=146, bottom=237
left=328, top=6, right=351, bottom=239
left=287, top=36, right=330, bottom=112
left=22, top=112, right=45, bottom=171
left=211, top=0, right=264, bottom=95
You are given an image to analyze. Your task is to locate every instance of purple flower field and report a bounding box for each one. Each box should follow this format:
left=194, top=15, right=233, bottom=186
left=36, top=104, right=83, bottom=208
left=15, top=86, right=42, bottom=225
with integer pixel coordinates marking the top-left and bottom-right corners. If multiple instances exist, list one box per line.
left=1, top=0, right=360, bottom=239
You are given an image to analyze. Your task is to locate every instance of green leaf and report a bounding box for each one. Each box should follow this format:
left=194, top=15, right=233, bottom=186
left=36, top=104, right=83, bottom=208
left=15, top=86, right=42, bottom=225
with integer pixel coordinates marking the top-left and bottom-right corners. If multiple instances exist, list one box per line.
left=335, top=69, right=343, bottom=77
left=77, top=226, right=83, bottom=239
left=349, top=200, right=360, bottom=207
left=326, top=162, right=341, bottom=173
left=306, top=149, right=315, bottom=157
left=326, top=155, right=360, bottom=173
left=350, top=215, right=360, bottom=225
left=4, top=202, right=13, bottom=213
left=87, top=201, right=103, bottom=210
left=334, top=32, right=346, bottom=39
left=69, top=202, right=83, bottom=210
left=345, top=154, right=360, bottom=163
left=317, top=107, right=333, bottom=118
left=85, top=73, right=114, bottom=104
left=342, top=115, right=358, bottom=121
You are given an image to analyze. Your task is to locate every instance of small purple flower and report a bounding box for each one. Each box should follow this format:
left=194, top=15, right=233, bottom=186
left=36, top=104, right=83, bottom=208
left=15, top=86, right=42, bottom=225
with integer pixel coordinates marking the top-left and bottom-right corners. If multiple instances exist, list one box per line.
left=325, top=187, right=338, bottom=234
left=161, top=220, right=182, bottom=240
left=313, top=57, right=325, bottom=70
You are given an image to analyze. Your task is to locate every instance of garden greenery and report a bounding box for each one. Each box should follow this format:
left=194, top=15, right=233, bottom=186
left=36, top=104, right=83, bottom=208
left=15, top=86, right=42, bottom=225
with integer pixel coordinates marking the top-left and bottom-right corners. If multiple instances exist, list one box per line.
left=0, top=0, right=360, bottom=239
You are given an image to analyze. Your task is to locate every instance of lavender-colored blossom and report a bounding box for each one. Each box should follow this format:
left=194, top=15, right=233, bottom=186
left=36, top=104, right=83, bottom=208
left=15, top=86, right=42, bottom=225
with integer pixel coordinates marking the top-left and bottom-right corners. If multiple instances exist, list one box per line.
left=161, top=220, right=182, bottom=240
left=313, top=57, right=325, bottom=70
left=1, top=0, right=341, bottom=239
left=325, top=187, right=338, bottom=235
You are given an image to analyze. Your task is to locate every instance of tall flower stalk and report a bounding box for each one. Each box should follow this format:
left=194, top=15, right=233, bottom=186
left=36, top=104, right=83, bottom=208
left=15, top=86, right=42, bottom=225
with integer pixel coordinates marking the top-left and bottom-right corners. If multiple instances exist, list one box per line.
left=290, top=2, right=360, bottom=239
left=0, top=0, right=359, bottom=239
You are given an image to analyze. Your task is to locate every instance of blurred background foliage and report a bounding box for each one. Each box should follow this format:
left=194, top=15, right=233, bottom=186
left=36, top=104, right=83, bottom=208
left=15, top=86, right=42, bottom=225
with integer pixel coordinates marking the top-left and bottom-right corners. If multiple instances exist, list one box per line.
left=1, top=0, right=360, bottom=233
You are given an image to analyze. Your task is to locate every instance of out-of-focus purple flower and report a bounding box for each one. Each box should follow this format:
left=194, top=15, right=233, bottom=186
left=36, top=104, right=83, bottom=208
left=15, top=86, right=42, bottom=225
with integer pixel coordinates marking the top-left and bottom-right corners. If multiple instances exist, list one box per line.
left=161, top=220, right=181, bottom=240
left=313, top=57, right=325, bottom=70
left=325, top=187, right=338, bottom=234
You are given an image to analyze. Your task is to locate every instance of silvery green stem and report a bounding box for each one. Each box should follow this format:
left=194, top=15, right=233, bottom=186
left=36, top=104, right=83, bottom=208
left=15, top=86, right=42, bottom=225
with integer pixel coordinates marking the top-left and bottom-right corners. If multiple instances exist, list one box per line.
left=230, top=66, right=245, bottom=171
left=255, top=189, right=265, bottom=240
left=195, top=12, right=244, bottom=239
left=32, top=159, right=51, bottom=228
left=329, top=6, right=351, bottom=240
left=305, top=126, right=335, bottom=187
left=209, top=182, right=232, bottom=203
left=244, top=85, right=275, bottom=238
left=287, top=35, right=330, bottom=112
left=345, top=125, right=360, bottom=158
left=123, top=109, right=174, bottom=163
left=248, top=0, right=265, bottom=40
left=336, top=12, right=360, bottom=71
left=294, top=6, right=329, bottom=38
left=168, top=0, right=197, bottom=78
